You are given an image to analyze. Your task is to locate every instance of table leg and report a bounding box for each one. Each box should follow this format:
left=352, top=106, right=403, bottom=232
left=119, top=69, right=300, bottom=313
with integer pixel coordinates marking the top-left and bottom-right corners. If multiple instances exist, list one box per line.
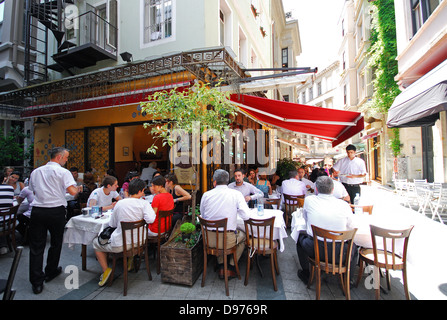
left=82, top=244, right=87, bottom=271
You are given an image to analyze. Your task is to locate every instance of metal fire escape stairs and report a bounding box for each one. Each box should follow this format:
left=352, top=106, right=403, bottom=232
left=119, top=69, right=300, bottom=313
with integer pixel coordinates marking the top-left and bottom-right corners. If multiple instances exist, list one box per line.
left=24, top=0, right=74, bottom=86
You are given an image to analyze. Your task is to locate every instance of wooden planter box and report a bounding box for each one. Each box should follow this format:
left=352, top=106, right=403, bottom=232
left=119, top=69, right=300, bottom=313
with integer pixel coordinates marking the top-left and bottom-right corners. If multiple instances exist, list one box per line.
left=160, top=222, right=203, bottom=286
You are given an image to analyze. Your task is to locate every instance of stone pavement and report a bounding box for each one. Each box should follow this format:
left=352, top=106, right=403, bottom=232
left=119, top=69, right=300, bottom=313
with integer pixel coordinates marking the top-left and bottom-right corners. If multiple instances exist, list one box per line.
left=1, top=184, right=447, bottom=301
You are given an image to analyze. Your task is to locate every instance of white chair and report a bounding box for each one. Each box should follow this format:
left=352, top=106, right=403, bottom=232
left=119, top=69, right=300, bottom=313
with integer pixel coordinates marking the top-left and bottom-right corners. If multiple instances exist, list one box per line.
left=429, top=184, right=446, bottom=224
left=413, top=180, right=430, bottom=214
left=394, top=179, right=408, bottom=197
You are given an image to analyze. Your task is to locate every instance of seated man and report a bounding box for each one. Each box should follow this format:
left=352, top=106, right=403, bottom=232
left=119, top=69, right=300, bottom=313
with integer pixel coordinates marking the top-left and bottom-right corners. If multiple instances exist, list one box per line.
left=296, top=176, right=358, bottom=284
left=200, top=169, right=251, bottom=279
left=92, top=178, right=156, bottom=286
left=140, top=162, right=158, bottom=184
left=298, top=167, right=315, bottom=195
left=281, top=170, right=307, bottom=209
left=228, top=169, right=263, bottom=208
left=87, top=176, right=121, bottom=212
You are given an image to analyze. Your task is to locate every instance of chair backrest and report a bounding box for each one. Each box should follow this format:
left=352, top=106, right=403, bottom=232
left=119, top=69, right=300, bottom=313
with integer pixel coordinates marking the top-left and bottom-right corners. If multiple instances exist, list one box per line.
left=2, top=246, right=23, bottom=300
left=156, top=209, right=174, bottom=238
left=120, top=220, right=148, bottom=258
left=244, top=217, right=275, bottom=255
left=350, top=204, right=374, bottom=215
left=198, top=216, right=229, bottom=255
left=369, top=224, right=414, bottom=269
left=264, top=198, right=280, bottom=207
left=311, top=225, right=357, bottom=275
left=0, top=205, right=19, bottom=236
left=284, top=194, right=304, bottom=214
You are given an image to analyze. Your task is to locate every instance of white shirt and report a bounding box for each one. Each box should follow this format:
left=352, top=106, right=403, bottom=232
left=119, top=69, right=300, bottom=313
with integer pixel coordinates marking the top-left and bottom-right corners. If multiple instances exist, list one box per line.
left=280, top=178, right=307, bottom=208
left=332, top=180, right=349, bottom=200
left=29, top=161, right=77, bottom=208
left=18, top=186, right=34, bottom=218
left=87, top=187, right=120, bottom=208
left=108, top=198, right=156, bottom=248
left=333, top=156, right=367, bottom=185
left=299, top=177, right=315, bottom=195
left=140, top=167, right=157, bottom=183
left=228, top=181, right=264, bottom=202
left=303, top=194, right=356, bottom=237
left=200, top=185, right=251, bottom=231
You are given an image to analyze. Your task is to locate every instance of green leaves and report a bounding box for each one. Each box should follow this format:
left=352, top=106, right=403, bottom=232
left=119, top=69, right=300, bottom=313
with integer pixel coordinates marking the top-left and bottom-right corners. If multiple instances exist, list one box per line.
left=140, top=81, right=238, bottom=154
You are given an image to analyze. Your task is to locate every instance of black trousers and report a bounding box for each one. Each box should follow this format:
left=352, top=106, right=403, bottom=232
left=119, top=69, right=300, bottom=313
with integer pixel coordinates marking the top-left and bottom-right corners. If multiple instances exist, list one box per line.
left=29, top=206, right=66, bottom=286
left=296, top=232, right=358, bottom=279
left=342, top=183, right=361, bottom=204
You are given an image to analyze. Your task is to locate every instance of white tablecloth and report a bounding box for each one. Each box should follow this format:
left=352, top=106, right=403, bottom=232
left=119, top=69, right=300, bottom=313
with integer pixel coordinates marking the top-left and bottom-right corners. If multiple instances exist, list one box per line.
left=63, top=211, right=112, bottom=249
left=290, top=209, right=411, bottom=256
left=236, top=208, right=288, bottom=252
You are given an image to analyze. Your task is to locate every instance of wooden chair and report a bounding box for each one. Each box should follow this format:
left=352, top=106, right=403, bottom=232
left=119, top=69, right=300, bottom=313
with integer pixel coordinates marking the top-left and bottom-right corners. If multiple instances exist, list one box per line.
left=0, top=205, right=20, bottom=253
left=264, top=198, right=280, bottom=209
left=244, top=217, right=279, bottom=291
left=355, top=225, right=414, bottom=300
left=109, top=220, right=151, bottom=296
left=307, top=225, right=358, bottom=300
left=283, top=194, right=304, bottom=228
left=350, top=204, right=374, bottom=214
left=148, top=209, right=174, bottom=274
left=0, top=246, right=23, bottom=300
left=198, top=216, right=241, bottom=296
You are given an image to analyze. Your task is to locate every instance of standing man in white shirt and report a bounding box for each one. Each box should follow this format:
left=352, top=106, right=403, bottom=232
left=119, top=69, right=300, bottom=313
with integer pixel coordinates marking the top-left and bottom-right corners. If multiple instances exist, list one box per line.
left=28, top=147, right=81, bottom=294
left=296, top=176, right=358, bottom=284
left=228, top=169, right=263, bottom=207
left=200, top=169, right=251, bottom=279
left=332, top=144, right=367, bottom=204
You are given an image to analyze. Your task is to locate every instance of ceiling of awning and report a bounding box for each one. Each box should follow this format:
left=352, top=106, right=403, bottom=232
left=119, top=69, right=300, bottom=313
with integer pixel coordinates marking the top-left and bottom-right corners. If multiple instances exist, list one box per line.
left=387, top=58, right=447, bottom=128
left=230, top=94, right=364, bottom=147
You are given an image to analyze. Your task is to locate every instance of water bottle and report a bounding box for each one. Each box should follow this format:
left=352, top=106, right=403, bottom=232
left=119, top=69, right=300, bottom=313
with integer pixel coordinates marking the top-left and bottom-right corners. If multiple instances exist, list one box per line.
left=353, top=193, right=362, bottom=214
left=257, top=198, right=264, bottom=216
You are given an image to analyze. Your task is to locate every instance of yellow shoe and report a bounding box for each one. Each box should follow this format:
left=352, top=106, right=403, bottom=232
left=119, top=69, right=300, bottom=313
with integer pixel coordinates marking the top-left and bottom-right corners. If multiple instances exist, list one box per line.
left=127, top=257, right=134, bottom=272
left=98, top=268, right=112, bottom=286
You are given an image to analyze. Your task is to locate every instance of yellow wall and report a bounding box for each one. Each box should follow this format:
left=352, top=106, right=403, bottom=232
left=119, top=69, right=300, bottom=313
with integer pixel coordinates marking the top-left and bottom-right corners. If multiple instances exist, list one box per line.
left=33, top=103, right=150, bottom=168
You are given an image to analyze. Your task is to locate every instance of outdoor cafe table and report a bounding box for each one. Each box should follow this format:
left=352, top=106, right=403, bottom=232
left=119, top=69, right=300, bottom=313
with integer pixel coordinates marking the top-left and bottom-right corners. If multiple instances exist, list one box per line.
left=63, top=210, right=112, bottom=270
left=236, top=208, right=288, bottom=252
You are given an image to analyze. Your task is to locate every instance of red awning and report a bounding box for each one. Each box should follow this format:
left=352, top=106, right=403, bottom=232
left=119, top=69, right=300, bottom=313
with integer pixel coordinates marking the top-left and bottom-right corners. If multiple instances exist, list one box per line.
left=230, top=94, right=364, bottom=147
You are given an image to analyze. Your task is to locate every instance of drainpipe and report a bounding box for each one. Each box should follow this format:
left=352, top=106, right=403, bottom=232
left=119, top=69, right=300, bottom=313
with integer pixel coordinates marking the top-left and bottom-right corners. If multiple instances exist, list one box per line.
left=12, top=0, right=22, bottom=84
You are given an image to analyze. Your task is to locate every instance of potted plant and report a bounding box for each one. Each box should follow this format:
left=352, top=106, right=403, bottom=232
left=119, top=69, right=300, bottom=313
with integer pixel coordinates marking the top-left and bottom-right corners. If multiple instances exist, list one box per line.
left=276, top=158, right=303, bottom=185
left=180, top=222, right=196, bottom=241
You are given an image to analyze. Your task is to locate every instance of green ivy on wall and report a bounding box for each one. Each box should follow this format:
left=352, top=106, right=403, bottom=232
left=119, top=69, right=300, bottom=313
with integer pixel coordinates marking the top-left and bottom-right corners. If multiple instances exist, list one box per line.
left=366, top=0, right=401, bottom=157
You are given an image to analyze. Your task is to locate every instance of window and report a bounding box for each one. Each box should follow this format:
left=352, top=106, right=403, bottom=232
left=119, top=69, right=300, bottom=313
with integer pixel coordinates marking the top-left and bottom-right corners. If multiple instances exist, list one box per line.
left=144, top=0, right=173, bottom=43
left=301, top=92, right=306, bottom=104
left=411, top=0, right=441, bottom=36
left=282, top=48, right=288, bottom=70
left=317, top=82, right=322, bottom=96
left=283, top=95, right=289, bottom=102
left=308, top=87, right=313, bottom=101
left=343, top=85, right=347, bottom=105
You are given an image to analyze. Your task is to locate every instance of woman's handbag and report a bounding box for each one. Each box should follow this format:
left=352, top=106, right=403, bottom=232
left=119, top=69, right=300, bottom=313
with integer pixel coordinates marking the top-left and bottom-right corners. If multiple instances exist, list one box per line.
left=98, top=226, right=116, bottom=245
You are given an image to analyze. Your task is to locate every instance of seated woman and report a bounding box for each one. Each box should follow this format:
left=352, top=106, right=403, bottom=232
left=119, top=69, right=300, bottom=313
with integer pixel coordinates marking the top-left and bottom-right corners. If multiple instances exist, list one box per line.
left=165, top=173, right=191, bottom=227
left=121, top=171, right=140, bottom=198
left=92, top=179, right=156, bottom=286
left=6, top=171, right=25, bottom=198
left=255, top=171, right=272, bottom=198
left=148, top=175, right=174, bottom=236
left=87, top=176, right=122, bottom=212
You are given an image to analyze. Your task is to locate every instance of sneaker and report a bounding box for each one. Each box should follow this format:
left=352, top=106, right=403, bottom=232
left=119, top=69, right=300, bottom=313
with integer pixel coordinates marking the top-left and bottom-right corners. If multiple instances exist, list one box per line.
left=98, top=268, right=112, bottom=287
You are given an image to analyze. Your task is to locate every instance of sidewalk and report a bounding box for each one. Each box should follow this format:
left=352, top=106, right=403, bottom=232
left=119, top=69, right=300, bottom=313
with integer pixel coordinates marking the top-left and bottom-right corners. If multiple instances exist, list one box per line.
left=1, top=184, right=446, bottom=300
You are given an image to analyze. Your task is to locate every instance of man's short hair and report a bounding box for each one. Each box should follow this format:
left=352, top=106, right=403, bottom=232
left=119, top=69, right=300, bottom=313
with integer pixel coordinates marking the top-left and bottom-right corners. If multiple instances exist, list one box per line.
left=289, top=170, right=298, bottom=179
left=50, top=147, right=68, bottom=159
left=102, top=175, right=117, bottom=188
left=234, top=168, right=245, bottom=175
left=315, top=176, right=334, bottom=195
left=151, top=175, right=166, bottom=187
left=128, top=178, right=146, bottom=195
left=213, top=169, right=229, bottom=185
left=69, top=167, right=79, bottom=172
left=346, top=144, right=356, bottom=152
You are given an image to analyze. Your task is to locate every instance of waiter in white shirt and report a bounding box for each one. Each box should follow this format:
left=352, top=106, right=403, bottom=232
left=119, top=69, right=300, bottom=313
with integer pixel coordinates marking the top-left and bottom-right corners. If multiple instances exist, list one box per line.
left=28, top=147, right=81, bottom=294
left=332, top=144, right=367, bottom=204
left=200, top=169, right=251, bottom=279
